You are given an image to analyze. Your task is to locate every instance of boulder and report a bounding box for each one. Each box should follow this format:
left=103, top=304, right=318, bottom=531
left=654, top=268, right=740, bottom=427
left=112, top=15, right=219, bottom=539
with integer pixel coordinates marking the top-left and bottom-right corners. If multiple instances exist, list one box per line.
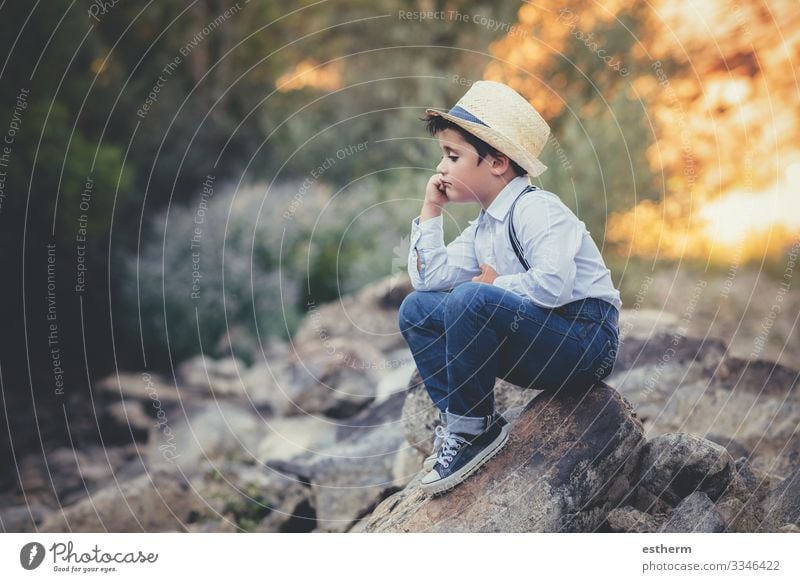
left=256, top=415, right=339, bottom=463
left=189, top=462, right=315, bottom=533
left=38, top=468, right=207, bottom=532
left=177, top=355, right=248, bottom=398
left=365, top=382, right=645, bottom=532
left=145, top=400, right=265, bottom=469
left=606, top=506, right=663, bottom=533
left=0, top=503, right=49, bottom=532
left=267, top=392, right=411, bottom=532
left=659, top=491, right=726, bottom=532
left=292, top=273, right=413, bottom=355
left=606, top=332, right=799, bottom=483
left=635, top=433, right=736, bottom=506
left=13, top=444, right=141, bottom=509
left=285, top=337, right=384, bottom=418
left=758, top=468, right=800, bottom=531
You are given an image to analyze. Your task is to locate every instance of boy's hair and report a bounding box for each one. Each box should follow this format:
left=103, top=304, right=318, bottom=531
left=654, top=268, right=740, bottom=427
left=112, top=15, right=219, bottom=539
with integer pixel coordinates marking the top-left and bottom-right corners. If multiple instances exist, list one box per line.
left=423, top=114, right=527, bottom=177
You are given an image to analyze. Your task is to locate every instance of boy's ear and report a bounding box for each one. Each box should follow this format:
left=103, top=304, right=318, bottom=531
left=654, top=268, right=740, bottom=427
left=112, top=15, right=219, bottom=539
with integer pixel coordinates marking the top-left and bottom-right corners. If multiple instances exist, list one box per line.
left=488, top=152, right=512, bottom=175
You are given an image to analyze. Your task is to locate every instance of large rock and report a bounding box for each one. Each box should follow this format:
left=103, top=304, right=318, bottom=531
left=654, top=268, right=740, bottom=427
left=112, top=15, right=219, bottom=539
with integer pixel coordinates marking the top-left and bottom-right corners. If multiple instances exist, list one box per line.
left=758, top=468, right=800, bottom=531
left=267, top=392, right=412, bottom=532
left=365, top=382, right=645, bottom=532
left=256, top=415, right=339, bottom=463
left=188, top=462, right=315, bottom=533
left=606, top=333, right=800, bottom=481
left=635, top=433, right=736, bottom=507
left=38, top=468, right=207, bottom=532
left=659, top=491, right=726, bottom=532
left=292, top=273, right=413, bottom=355
left=145, top=400, right=265, bottom=469
left=177, top=355, right=248, bottom=397
left=285, top=337, right=385, bottom=418
left=606, top=506, right=663, bottom=533
left=12, top=444, right=142, bottom=510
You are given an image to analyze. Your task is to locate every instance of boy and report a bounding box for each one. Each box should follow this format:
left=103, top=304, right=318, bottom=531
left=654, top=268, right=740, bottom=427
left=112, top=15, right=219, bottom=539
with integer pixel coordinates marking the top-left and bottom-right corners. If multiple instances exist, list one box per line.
left=398, top=80, right=621, bottom=496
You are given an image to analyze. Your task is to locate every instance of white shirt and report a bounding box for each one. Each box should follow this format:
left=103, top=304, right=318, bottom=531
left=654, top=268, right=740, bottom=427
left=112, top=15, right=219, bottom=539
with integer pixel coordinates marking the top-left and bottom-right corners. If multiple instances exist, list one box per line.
left=408, top=175, right=622, bottom=310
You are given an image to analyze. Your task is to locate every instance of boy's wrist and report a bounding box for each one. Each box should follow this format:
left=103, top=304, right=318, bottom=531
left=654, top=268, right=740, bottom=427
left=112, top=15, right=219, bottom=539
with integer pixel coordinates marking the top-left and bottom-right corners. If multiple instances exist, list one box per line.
left=420, top=201, right=444, bottom=222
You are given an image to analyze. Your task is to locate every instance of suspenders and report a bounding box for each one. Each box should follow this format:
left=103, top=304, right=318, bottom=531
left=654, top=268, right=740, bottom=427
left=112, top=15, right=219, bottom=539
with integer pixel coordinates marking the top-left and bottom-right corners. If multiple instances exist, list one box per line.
left=507, top=184, right=538, bottom=270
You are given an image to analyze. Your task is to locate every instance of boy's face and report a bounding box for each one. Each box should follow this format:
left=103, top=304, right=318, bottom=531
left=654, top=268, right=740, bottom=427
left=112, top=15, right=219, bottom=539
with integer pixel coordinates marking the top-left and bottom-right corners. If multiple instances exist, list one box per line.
left=435, top=128, right=495, bottom=203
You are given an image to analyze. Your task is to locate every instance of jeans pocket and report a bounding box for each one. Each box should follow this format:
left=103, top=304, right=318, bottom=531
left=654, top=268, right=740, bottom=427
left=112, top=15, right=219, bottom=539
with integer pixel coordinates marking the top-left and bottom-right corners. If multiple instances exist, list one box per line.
left=577, top=334, right=616, bottom=379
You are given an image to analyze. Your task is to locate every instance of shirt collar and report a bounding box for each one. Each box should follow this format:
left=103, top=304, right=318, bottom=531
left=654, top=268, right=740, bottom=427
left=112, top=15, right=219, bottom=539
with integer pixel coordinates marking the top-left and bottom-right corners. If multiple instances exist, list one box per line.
left=480, top=175, right=532, bottom=222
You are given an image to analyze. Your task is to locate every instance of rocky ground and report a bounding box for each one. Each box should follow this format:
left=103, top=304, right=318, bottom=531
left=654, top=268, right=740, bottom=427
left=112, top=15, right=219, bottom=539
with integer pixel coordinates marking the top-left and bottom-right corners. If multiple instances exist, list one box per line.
left=1, top=273, right=798, bottom=533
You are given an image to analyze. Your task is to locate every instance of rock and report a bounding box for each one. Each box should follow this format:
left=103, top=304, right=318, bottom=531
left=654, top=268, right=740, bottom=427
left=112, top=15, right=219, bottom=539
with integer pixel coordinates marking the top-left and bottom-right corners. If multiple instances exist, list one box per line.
left=401, top=368, right=539, bottom=457
left=636, top=433, right=736, bottom=506
left=610, top=333, right=727, bottom=383
left=659, top=491, right=726, bottom=532
left=256, top=415, right=338, bottom=463
left=145, top=400, right=264, bottom=469
left=15, top=444, right=141, bottom=509
left=268, top=393, right=409, bottom=532
left=366, top=382, right=645, bottom=532
left=285, top=337, right=384, bottom=418
left=618, top=309, right=681, bottom=340
left=374, top=347, right=416, bottom=403
left=293, top=274, right=413, bottom=355
left=240, top=357, right=300, bottom=414
left=104, top=400, right=151, bottom=444
left=0, top=504, right=49, bottom=532
left=177, top=355, right=248, bottom=397
left=759, top=468, right=800, bottom=531
left=189, top=462, right=315, bottom=533
left=750, top=433, right=800, bottom=480
left=705, top=434, right=750, bottom=460
left=94, top=371, right=183, bottom=405
left=695, top=456, right=773, bottom=532
left=716, top=496, right=761, bottom=532
left=606, top=331, right=799, bottom=487
left=604, top=334, right=727, bottom=430
left=778, top=523, right=800, bottom=532
left=38, top=468, right=207, bottom=532
left=606, top=506, right=663, bottom=533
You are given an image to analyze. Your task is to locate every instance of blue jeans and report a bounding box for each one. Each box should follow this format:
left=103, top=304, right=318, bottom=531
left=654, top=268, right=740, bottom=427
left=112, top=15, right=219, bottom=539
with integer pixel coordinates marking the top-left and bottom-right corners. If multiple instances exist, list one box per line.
left=398, top=282, right=619, bottom=427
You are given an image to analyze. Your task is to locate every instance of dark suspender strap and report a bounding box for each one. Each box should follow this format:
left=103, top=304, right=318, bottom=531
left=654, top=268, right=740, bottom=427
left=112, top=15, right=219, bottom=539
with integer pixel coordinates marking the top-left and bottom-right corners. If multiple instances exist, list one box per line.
left=508, top=185, right=537, bottom=270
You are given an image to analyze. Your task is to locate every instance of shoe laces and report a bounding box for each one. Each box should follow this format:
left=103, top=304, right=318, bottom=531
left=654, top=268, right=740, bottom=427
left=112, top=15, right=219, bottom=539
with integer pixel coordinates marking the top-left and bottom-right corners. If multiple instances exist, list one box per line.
left=436, top=432, right=469, bottom=469
left=432, top=424, right=450, bottom=450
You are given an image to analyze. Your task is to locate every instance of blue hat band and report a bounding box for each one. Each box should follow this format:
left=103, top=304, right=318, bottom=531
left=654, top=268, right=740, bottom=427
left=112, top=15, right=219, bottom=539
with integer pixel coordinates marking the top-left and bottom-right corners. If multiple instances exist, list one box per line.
left=447, top=105, right=489, bottom=127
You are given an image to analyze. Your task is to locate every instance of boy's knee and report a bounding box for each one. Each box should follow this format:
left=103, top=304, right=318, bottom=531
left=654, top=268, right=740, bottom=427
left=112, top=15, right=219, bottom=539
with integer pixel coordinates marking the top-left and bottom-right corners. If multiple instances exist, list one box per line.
left=446, top=282, right=489, bottom=313
left=398, top=291, right=425, bottom=333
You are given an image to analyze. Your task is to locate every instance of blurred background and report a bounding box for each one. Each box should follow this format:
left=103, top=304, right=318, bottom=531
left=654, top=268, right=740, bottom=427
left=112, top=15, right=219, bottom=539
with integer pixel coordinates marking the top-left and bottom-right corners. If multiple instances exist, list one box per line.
left=0, top=0, right=798, bottom=528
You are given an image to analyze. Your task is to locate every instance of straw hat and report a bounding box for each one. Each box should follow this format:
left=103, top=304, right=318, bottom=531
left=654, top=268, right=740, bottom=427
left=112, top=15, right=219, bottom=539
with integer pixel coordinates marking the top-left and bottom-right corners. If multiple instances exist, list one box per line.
left=426, top=80, right=550, bottom=177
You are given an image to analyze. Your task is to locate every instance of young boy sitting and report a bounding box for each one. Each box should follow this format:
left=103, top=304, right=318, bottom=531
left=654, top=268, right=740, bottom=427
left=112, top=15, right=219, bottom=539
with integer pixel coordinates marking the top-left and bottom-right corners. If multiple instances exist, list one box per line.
left=398, top=80, right=622, bottom=496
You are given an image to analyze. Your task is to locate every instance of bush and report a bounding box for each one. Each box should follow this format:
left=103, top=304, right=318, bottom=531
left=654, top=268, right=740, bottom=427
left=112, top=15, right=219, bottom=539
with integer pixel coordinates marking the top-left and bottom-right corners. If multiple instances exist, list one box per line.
left=116, top=175, right=424, bottom=370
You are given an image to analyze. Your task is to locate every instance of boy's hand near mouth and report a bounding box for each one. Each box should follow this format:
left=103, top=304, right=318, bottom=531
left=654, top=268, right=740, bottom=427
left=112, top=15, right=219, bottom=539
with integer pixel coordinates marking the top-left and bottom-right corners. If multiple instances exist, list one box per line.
left=424, top=173, right=450, bottom=208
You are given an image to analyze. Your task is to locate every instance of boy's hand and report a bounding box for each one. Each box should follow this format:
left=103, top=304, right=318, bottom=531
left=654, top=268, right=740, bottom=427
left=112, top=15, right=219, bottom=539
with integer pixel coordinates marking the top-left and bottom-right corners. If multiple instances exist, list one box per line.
left=424, top=173, right=450, bottom=207
left=472, top=263, right=498, bottom=284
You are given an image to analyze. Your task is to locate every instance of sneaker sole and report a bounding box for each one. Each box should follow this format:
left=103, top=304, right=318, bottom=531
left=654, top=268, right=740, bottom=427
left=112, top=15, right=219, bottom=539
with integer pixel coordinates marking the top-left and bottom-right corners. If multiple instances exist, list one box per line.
left=419, top=426, right=510, bottom=496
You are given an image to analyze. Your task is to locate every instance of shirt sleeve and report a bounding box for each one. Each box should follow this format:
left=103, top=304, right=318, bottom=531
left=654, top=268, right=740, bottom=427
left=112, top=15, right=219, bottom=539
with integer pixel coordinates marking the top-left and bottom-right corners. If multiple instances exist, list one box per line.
left=492, top=196, right=582, bottom=307
left=407, top=214, right=481, bottom=291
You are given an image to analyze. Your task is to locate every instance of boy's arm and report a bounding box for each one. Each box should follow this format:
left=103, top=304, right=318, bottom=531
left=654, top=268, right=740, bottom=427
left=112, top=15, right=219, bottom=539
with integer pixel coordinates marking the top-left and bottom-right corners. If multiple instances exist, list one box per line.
left=493, top=195, right=582, bottom=307
left=408, top=212, right=481, bottom=292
